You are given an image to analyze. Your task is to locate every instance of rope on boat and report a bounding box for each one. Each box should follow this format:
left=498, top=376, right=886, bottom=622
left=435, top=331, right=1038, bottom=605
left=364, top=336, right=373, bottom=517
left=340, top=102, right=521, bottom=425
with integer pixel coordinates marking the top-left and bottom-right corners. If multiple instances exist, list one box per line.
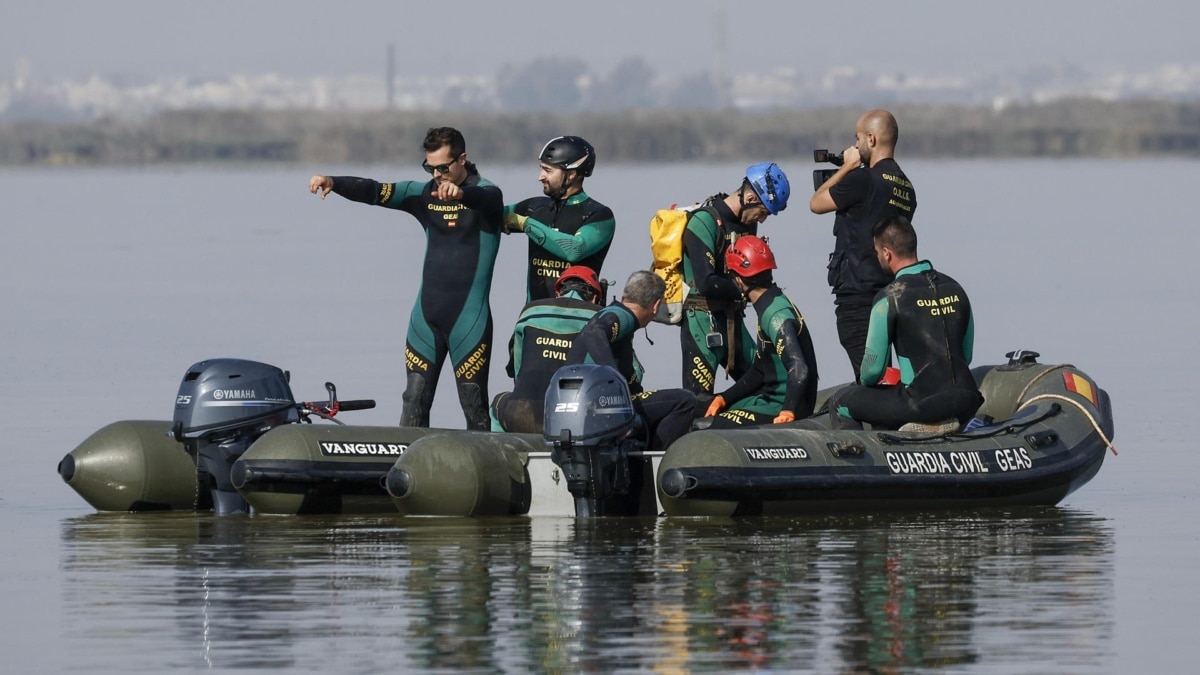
left=1018, top=393, right=1118, bottom=456
left=1014, top=363, right=1074, bottom=403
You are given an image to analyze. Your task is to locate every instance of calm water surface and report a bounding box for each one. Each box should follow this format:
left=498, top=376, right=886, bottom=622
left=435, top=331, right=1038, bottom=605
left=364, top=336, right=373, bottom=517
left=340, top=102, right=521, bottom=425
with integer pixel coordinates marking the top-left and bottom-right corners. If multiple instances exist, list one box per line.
left=1, top=160, right=1193, bottom=672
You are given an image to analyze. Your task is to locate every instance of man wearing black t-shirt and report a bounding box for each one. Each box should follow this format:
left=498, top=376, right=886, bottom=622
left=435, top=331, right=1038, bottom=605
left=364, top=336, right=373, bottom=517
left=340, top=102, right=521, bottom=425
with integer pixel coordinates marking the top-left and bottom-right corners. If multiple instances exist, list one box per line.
left=810, top=109, right=917, bottom=382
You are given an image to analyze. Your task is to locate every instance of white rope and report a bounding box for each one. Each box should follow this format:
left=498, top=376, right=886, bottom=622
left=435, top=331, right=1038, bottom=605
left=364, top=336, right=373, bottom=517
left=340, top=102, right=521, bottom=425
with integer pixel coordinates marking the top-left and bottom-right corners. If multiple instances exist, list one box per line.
left=1017, top=393, right=1118, bottom=455
left=1014, top=363, right=1073, bottom=403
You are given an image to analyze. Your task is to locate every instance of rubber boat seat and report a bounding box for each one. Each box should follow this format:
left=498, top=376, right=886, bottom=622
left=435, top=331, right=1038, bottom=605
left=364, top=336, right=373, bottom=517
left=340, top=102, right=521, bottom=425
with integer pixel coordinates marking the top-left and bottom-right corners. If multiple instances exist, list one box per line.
left=898, top=418, right=961, bottom=434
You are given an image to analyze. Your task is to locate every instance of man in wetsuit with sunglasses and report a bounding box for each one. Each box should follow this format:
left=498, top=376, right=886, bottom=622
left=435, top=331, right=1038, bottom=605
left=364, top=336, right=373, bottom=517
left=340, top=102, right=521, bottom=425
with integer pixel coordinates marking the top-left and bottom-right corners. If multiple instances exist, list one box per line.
left=308, top=126, right=503, bottom=430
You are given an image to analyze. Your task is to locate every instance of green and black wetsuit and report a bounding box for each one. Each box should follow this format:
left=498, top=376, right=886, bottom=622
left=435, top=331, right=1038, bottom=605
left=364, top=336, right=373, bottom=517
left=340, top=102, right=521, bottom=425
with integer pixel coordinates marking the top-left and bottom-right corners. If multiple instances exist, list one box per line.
left=679, top=197, right=756, bottom=395
left=830, top=261, right=982, bottom=430
left=506, top=191, right=615, bottom=302
left=567, top=302, right=697, bottom=451
left=491, top=291, right=600, bottom=433
left=328, top=168, right=503, bottom=430
left=711, top=286, right=819, bottom=428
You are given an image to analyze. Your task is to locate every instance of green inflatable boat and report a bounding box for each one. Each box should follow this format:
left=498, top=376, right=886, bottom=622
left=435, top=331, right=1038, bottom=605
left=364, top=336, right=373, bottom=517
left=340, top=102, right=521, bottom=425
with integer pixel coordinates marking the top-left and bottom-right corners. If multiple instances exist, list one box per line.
left=59, top=351, right=1115, bottom=518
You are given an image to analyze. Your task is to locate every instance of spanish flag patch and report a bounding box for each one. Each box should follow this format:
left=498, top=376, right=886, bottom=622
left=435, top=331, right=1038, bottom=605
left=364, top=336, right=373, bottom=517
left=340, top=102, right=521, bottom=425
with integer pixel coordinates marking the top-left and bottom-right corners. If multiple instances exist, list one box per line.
left=1062, top=372, right=1098, bottom=407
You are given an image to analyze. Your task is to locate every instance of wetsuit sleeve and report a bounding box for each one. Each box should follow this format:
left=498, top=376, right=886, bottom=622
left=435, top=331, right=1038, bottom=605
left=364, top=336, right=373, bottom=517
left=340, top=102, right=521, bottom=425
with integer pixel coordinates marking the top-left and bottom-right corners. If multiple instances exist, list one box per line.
left=504, top=199, right=533, bottom=217
left=683, top=212, right=740, bottom=300
left=859, top=295, right=893, bottom=385
left=775, top=318, right=814, bottom=412
left=572, top=312, right=621, bottom=370
left=330, top=177, right=424, bottom=210
left=828, top=168, right=870, bottom=212
left=524, top=209, right=616, bottom=262
left=328, top=176, right=379, bottom=204
left=460, top=184, right=505, bottom=231
left=630, top=353, right=645, bottom=395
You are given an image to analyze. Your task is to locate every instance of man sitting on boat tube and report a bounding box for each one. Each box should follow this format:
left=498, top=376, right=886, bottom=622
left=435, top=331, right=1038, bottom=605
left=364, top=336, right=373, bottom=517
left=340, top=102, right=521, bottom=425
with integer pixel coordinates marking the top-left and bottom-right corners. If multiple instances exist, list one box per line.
left=491, top=266, right=604, bottom=433
left=828, top=216, right=982, bottom=433
left=703, top=236, right=819, bottom=427
left=566, top=270, right=697, bottom=451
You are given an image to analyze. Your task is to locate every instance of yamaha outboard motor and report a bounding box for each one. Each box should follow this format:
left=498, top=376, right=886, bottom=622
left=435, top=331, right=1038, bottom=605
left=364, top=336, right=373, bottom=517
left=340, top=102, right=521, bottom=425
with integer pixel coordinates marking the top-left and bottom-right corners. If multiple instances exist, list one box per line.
left=171, top=359, right=298, bottom=514
left=544, top=364, right=644, bottom=517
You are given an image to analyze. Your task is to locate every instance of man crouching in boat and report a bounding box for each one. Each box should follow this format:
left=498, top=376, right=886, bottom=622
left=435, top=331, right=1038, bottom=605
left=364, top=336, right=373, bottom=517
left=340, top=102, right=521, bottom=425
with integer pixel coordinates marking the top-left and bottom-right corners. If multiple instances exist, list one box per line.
left=703, top=236, right=819, bottom=427
left=491, top=266, right=603, bottom=433
left=566, top=271, right=698, bottom=450
left=828, top=216, right=982, bottom=433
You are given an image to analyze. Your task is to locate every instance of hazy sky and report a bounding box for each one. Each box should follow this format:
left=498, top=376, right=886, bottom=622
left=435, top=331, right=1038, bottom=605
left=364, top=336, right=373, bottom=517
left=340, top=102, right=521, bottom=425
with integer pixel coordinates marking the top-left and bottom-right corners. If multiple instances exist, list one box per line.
left=7, top=0, right=1200, bottom=82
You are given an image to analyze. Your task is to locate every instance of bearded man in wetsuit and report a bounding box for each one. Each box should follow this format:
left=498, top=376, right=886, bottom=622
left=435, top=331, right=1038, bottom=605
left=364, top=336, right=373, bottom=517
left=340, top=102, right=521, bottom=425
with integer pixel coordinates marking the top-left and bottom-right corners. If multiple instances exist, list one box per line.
left=504, top=136, right=615, bottom=302
left=679, top=163, right=791, bottom=401
left=491, top=266, right=603, bottom=434
left=810, top=109, right=917, bottom=382
left=308, top=126, right=503, bottom=430
left=828, top=216, right=982, bottom=432
left=703, top=236, right=819, bottom=428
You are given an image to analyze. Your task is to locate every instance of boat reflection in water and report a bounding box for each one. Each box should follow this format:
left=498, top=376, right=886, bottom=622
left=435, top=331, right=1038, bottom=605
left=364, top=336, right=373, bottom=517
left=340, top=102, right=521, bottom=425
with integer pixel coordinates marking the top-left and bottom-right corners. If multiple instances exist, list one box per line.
left=58, top=508, right=1113, bottom=672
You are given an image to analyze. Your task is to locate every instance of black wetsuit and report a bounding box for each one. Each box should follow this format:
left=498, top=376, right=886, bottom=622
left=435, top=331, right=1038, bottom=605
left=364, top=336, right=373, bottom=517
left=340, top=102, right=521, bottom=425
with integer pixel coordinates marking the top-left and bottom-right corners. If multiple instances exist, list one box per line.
left=827, top=158, right=916, bottom=380
left=829, top=261, right=982, bottom=430
left=328, top=169, right=503, bottom=429
left=567, top=302, right=697, bottom=451
left=506, top=190, right=615, bottom=302
left=710, top=286, right=819, bottom=428
left=491, top=293, right=600, bottom=433
left=679, top=197, right=756, bottom=396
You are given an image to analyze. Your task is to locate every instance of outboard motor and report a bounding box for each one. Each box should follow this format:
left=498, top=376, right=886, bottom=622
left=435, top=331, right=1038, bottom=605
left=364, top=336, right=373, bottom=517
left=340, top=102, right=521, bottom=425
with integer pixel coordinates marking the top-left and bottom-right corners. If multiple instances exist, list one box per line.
left=171, top=359, right=298, bottom=514
left=543, top=364, right=643, bottom=517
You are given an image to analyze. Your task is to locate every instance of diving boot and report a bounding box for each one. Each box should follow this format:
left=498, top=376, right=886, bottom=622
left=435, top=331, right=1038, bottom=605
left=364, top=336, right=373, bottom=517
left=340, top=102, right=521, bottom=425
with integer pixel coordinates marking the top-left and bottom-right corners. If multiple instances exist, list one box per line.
left=457, top=382, right=490, bottom=431
left=400, top=372, right=435, bottom=427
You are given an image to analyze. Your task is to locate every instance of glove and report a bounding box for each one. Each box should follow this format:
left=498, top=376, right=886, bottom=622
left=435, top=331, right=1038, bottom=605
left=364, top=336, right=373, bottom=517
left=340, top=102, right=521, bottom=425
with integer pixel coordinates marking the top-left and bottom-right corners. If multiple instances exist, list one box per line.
left=705, top=395, right=726, bottom=418
left=504, top=213, right=528, bottom=234
left=773, top=410, right=796, bottom=424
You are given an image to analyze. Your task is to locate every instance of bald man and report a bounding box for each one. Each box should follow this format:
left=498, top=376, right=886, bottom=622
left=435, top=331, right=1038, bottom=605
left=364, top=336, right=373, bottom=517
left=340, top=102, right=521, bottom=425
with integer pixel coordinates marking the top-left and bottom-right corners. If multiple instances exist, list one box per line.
left=810, top=109, right=917, bottom=382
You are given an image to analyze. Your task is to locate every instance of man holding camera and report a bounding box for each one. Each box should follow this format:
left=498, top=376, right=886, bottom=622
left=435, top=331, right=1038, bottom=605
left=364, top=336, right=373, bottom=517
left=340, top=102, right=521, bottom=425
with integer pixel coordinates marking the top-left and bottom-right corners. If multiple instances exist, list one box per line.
left=810, top=109, right=917, bottom=382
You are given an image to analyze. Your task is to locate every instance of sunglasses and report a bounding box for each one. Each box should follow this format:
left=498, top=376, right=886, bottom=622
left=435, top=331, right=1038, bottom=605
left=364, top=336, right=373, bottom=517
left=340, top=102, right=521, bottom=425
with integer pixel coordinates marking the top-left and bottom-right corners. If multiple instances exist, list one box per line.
left=422, top=154, right=462, bottom=175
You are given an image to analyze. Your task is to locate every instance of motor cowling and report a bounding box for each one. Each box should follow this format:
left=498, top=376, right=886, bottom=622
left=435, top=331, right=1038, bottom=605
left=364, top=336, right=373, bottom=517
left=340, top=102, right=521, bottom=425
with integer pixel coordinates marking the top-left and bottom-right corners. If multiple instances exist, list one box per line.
left=543, top=364, right=642, bottom=516
left=543, top=364, right=637, bottom=447
left=171, top=359, right=298, bottom=514
left=173, top=359, right=297, bottom=440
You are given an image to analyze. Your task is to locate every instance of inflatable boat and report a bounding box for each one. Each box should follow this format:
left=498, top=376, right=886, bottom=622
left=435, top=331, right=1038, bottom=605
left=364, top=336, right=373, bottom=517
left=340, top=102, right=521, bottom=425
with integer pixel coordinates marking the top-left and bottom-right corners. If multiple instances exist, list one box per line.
left=654, top=351, right=1116, bottom=516
left=58, top=351, right=1115, bottom=518
left=384, top=350, right=1115, bottom=517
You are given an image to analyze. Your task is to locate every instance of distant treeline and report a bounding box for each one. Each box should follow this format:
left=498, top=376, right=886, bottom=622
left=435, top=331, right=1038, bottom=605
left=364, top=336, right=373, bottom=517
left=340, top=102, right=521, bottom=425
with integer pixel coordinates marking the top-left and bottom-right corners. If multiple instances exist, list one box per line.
left=3, top=99, right=1200, bottom=166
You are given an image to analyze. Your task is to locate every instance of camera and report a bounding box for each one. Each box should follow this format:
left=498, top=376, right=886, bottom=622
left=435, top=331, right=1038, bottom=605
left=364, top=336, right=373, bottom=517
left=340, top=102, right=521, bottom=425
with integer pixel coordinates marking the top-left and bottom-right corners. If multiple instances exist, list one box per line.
left=813, top=149, right=844, bottom=166
left=705, top=332, right=724, bottom=349
left=812, top=148, right=845, bottom=191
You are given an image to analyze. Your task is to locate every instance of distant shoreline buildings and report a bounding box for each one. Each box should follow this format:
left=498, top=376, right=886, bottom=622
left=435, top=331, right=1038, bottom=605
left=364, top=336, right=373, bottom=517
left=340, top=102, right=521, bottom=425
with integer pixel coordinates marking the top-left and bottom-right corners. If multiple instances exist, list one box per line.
left=4, top=56, right=1200, bottom=122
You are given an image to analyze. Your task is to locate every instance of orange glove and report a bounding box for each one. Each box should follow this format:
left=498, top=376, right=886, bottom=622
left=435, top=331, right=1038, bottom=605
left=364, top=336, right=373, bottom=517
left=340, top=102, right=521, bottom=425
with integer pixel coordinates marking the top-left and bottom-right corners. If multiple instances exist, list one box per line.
left=705, top=395, right=726, bottom=417
left=773, top=410, right=796, bottom=424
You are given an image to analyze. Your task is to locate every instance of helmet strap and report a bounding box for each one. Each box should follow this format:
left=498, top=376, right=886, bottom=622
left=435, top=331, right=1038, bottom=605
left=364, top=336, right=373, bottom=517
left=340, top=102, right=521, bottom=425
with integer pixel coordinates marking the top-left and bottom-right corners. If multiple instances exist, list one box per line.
left=547, top=169, right=577, bottom=201
left=737, top=179, right=753, bottom=223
